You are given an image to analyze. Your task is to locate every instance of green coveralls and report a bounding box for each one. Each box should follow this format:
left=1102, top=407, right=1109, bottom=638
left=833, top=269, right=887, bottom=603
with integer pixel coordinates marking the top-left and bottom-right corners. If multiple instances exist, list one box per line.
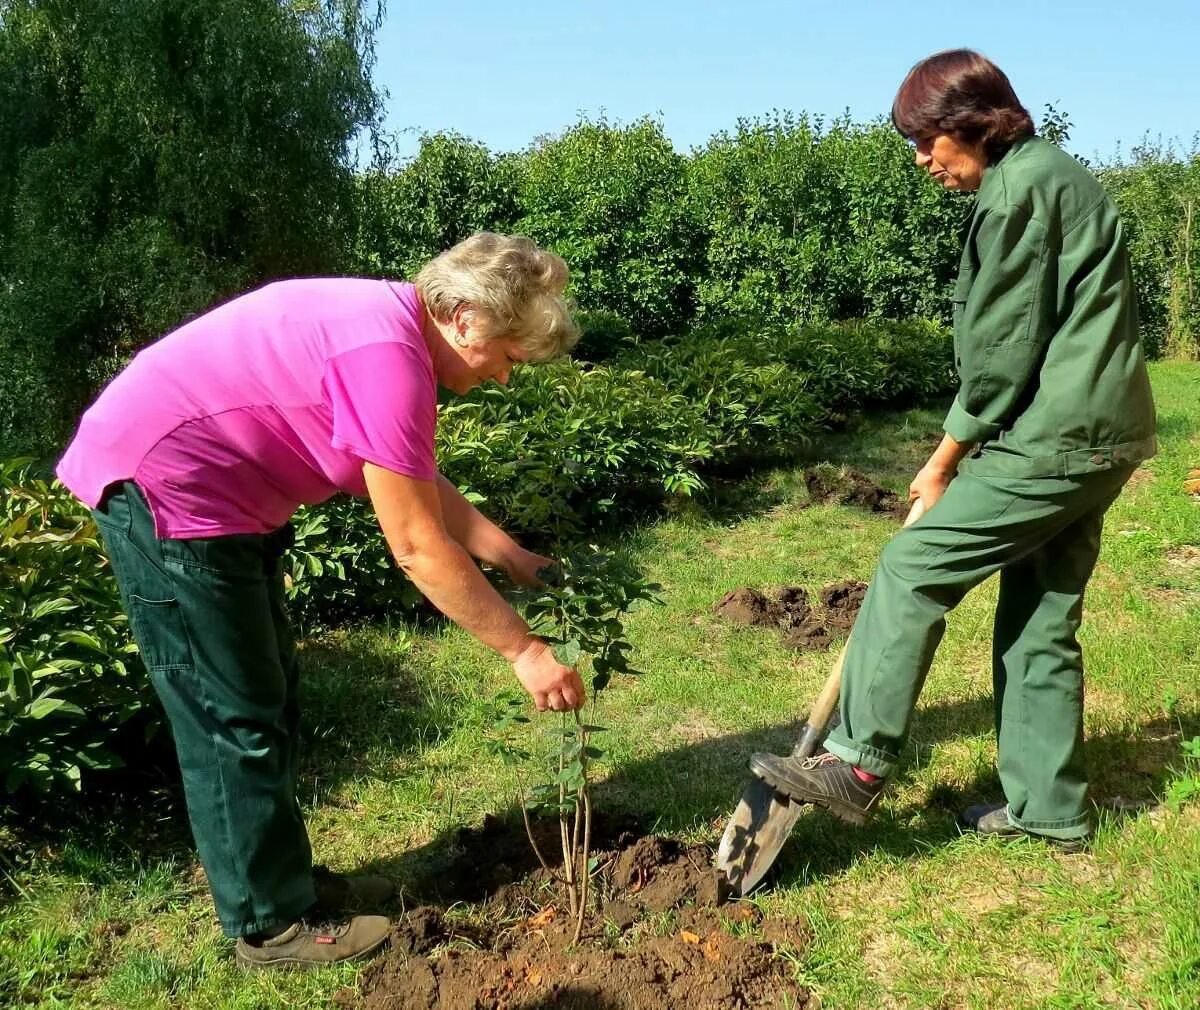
left=93, top=483, right=316, bottom=937
left=823, top=137, right=1157, bottom=839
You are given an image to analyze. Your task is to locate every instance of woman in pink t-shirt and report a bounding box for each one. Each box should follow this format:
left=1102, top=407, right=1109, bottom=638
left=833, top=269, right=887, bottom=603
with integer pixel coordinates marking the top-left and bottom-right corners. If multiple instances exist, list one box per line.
left=57, top=233, right=585, bottom=969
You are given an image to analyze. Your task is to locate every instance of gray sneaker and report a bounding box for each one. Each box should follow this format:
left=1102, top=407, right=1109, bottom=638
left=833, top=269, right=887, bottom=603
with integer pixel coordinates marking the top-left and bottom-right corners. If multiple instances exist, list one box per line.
left=313, top=864, right=395, bottom=913
left=750, top=751, right=886, bottom=826
left=235, top=914, right=391, bottom=970
left=959, top=802, right=1087, bottom=854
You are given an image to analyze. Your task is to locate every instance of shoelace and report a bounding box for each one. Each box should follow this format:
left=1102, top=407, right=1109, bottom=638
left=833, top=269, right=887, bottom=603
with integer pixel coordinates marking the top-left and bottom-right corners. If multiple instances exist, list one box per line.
left=799, top=752, right=842, bottom=770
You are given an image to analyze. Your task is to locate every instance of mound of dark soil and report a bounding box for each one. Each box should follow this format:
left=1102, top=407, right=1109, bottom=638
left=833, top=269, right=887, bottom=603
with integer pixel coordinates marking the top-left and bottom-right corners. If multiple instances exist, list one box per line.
left=344, top=825, right=810, bottom=1010
left=802, top=466, right=908, bottom=519
left=715, top=579, right=868, bottom=651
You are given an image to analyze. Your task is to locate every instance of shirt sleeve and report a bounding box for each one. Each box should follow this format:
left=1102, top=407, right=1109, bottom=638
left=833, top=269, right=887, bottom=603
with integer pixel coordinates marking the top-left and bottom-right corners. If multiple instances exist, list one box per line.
left=323, top=342, right=438, bottom=481
left=943, top=203, right=1054, bottom=446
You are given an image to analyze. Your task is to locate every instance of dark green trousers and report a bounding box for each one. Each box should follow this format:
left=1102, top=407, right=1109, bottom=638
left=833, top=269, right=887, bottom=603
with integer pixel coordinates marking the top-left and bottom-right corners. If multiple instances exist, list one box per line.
left=93, top=483, right=315, bottom=936
left=824, top=465, right=1134, bottom=839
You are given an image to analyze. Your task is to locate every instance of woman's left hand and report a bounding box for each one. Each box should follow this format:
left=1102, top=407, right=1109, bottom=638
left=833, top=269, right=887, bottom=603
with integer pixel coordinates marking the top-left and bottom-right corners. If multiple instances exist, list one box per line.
left=504, top=547, right=556, bottom=587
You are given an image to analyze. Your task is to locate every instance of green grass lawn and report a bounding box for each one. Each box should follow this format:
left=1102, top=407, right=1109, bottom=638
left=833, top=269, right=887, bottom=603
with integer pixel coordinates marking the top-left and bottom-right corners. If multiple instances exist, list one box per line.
left=2, top=362, right=1198, bottom=1009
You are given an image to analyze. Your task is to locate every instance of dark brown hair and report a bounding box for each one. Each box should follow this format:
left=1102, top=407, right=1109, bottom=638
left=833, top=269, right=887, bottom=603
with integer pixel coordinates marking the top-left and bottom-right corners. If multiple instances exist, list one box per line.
left=892, top=49, right=1034, bottom=162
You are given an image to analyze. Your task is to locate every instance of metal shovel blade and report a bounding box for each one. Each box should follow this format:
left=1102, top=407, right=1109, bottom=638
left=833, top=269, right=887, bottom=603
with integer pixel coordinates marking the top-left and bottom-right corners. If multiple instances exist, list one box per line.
left=715, top=777, right=804, bottom=896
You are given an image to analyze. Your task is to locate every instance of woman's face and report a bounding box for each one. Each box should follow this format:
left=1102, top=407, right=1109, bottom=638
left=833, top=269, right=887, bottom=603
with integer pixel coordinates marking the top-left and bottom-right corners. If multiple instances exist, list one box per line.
left=913, top=133, right=988, bottom=191
left=430, top=310, right=528, bottom=395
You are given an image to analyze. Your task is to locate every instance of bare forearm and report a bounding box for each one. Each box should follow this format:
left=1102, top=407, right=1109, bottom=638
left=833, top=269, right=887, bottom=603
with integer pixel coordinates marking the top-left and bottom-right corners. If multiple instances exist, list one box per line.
left=927, top=433, right=973, bottom=475
left=436, top=475, right=517, bottom=567
left=397, top=534, right=535, bottom=662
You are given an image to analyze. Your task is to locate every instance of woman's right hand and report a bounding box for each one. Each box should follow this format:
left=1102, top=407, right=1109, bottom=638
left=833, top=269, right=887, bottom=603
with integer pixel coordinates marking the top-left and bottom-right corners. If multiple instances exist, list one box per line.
left=513, top=639, right=586, bottom=712
left=908, top=462, right=955, bottom=510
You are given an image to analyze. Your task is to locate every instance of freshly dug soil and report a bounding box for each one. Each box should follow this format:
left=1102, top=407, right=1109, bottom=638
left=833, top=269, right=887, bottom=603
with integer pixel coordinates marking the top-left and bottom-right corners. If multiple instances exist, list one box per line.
left=802, top=465, right=908, bottom=519
left=715, top=579, right=869, bottom=651
left=345, top=823, right=810, bottom=1010
left=820, top=581, right=869, bottom=631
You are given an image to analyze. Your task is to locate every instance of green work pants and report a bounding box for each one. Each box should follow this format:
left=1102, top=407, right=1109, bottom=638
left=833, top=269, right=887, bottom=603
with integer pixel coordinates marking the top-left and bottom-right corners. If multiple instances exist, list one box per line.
left=93, top=483, right=315, bottom=936
left=823, top=465, right=1134, bottom=840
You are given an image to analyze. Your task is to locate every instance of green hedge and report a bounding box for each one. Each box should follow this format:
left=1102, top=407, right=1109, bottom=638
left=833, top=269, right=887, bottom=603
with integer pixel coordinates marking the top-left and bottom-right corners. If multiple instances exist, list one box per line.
left=1098, top=146, right=1200, bottom=360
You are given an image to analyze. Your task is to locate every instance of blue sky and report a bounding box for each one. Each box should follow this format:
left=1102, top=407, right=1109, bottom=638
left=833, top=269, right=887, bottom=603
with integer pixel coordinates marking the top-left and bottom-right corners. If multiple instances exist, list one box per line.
left=370, top=1, right=1198, bottom=163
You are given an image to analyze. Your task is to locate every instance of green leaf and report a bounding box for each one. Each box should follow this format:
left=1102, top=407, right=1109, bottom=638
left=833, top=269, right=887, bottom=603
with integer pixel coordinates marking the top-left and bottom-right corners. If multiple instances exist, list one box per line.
left=27, top=697, right=85, bottom=720
left=552, top=639, right=582, bottom=666
left=58, top=630, right=106, bottom=652
left=29, top=597, right=78, bottom=620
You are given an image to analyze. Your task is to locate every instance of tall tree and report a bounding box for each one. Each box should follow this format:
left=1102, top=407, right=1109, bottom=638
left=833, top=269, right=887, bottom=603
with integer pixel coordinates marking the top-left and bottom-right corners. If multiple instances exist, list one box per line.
left=0, top=0, right=383, bottom=455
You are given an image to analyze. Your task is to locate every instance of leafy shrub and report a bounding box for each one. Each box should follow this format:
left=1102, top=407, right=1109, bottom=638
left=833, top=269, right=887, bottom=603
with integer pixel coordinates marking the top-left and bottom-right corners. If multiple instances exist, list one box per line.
left=0, top=460, right=149, bottom=793
left=1098, top=144, right=1200, bottom=360
left=436, top=363, right=714, bottom=539
left=352, top=131, right=519, bottom=279
left=286, top=496, right=422, bottom=634
left=514, top=117, right=704, bottom=337
left=625, top=317, right=954, bottom=469
left=688, top=114, right=969, bottom=328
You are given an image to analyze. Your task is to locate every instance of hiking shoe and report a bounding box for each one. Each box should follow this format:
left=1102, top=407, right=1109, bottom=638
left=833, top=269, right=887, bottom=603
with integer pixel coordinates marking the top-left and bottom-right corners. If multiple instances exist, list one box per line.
left=750, top=751, right=886, bottom=826
left=959, top=802, right=1087, bottom=854
left=313, top=864, right=395, bottom=913
left=235, top=914, right=391, bottom=970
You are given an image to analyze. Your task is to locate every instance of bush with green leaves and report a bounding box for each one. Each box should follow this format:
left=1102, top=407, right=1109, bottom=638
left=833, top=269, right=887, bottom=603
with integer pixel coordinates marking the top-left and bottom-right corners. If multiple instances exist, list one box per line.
left=624, top=316, right=954, bottom=469
left=514, top=116, right=704, bottom=338
left=0, top=461, right=149, bottom=794
left=285, top=496, right=422, bottom=634
left=352, top=130, right=519, bottom=280
left=435, top=362, right=715, bottom=539
left=1098, top=143, right=1200, bottom=360
left=688, top=113, right=970, bottom=328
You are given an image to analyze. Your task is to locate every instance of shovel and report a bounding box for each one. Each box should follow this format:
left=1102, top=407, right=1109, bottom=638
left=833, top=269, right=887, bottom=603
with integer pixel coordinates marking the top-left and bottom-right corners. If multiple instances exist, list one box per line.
left=714, top=497, right=927, bottom=896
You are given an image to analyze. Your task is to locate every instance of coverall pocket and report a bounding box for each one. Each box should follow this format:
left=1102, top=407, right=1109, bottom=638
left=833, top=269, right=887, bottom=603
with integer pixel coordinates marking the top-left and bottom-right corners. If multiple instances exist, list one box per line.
left=128, top=595, right=193, bottom=671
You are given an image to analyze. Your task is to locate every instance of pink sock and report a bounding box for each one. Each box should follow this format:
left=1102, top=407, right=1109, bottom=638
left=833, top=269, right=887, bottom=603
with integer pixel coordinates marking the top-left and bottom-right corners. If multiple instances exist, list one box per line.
left=852, top=766, right=882, bottom=783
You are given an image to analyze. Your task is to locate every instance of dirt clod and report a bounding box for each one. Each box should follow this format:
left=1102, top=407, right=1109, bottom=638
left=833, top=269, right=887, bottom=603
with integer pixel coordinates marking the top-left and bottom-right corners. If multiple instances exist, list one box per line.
left=802, top=466, right=908, bottom=518
left=716, top=579, right=869, bottom=651
left=713, top=587, right=776, bottom=627
left=820, top=581, right=869, bottom=630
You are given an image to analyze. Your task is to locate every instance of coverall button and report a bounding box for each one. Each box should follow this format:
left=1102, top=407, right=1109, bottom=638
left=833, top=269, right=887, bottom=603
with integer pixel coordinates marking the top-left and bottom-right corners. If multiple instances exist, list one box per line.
left=1090, top=453, right=1106, bottom=465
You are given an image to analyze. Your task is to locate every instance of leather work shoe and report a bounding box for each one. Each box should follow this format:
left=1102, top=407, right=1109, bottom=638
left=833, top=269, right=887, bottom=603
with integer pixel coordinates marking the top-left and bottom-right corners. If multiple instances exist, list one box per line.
left=313, top=864, right=395, bottom=913
left=959, top=802, right=1087, bottom=854
left=235, top=914, right=391, bottom=970
left=750, top=751, right=886, bottom=826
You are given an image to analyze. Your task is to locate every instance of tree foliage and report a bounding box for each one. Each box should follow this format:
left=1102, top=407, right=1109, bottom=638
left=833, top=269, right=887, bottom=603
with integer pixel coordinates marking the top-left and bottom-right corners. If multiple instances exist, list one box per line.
left=0, top=0, right=384, bottom=455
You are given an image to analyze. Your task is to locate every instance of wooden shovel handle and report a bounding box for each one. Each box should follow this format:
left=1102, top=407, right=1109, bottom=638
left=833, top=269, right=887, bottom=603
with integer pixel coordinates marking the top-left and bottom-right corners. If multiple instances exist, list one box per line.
left=803, top=496, right=927, bottom=738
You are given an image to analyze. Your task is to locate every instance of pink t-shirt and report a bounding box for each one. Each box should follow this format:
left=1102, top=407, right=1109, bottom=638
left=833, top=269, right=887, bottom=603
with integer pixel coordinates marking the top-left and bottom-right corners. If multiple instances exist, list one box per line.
left=57, top=279, right=438, bottom=538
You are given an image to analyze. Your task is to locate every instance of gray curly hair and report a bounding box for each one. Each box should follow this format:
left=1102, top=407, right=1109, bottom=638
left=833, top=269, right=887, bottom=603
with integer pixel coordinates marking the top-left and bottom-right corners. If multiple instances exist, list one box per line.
left=415, top=232, right=580, bottom=361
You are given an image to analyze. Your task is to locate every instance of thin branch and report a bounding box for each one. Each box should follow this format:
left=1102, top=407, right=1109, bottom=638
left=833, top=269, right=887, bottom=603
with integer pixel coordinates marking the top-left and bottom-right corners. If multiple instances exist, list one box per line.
left=572, top=786, right=593, bottom=945
left=516, top=777, right=564, bottom=884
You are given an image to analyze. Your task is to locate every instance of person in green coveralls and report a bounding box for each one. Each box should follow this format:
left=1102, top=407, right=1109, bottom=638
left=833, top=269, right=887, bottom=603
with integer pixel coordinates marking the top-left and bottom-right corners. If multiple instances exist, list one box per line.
left=751, top=49, right=1156, bottom=849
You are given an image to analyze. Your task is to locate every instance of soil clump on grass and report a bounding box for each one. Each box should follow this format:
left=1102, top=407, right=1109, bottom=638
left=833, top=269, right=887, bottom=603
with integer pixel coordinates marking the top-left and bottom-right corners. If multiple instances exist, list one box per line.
left=801, top=465, right=908, bottom=519
left=714, top=580, right=869, bottom=651
left=345, top=821, right=810, bottom=1010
